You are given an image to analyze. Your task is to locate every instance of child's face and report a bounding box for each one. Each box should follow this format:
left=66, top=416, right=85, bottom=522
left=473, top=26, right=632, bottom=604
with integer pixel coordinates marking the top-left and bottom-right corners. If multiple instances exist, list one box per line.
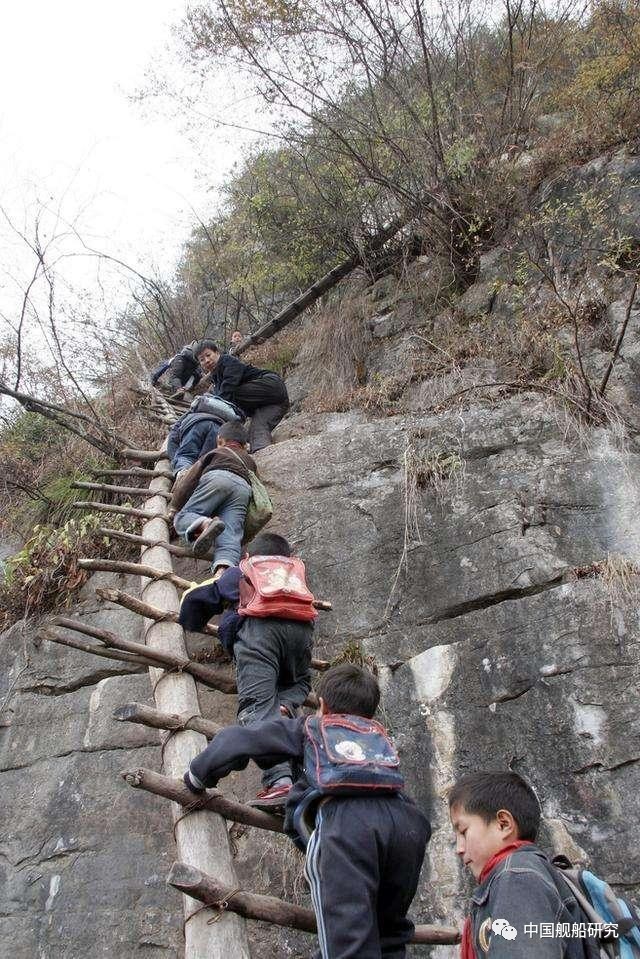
left=450, top=804, right=514, bottom=879
left=198, top=347, right=220, bottom=372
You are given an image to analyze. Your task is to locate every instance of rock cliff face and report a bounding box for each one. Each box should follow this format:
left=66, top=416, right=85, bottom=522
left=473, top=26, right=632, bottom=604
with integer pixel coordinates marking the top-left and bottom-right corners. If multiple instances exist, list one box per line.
left=1, top=152, right=640, bottom=957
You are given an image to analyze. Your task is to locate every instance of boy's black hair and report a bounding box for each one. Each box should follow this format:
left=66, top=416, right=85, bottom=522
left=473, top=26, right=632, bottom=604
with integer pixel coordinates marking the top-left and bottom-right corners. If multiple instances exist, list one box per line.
left=246, top=533, right=292, bottom=557
left=196, top=338, right=219, bottom=355
left=448, top=771, right=540, bottom=841
left=317, top=664, right=380, bottom=718
left=218, top=421, right=248, bottom=445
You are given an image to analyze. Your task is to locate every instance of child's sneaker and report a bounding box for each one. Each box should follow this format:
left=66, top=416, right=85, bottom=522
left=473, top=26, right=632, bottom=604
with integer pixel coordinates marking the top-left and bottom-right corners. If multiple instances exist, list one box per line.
left=192, top=517, right=226, bottom=557
left=247, top=783, right=291, bottom=810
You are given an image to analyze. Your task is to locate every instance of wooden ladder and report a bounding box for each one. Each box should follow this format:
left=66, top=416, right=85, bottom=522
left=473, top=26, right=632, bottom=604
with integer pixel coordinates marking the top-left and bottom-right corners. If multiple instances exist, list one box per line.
left=40, top=384, right=460, bottom=956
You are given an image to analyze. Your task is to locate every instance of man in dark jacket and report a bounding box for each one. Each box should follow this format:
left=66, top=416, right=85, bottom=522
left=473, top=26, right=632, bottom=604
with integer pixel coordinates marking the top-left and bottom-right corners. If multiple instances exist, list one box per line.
left=151, top=341, right=202, bottom=396
left=196, top=339, right=289, bottom=453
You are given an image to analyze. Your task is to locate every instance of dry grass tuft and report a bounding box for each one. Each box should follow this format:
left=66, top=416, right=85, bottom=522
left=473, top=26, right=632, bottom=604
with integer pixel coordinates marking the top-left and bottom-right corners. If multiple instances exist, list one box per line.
left=573, top=551, right=640, bottom=623
left=327, top=639, right=378, bottom=675
left=301, top=292, right=372, bottom=410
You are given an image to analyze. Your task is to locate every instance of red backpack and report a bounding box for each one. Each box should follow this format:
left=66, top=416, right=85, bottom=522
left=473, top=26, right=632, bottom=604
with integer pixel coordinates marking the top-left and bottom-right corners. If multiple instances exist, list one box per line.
left=238, top=555, right=318, bottom=622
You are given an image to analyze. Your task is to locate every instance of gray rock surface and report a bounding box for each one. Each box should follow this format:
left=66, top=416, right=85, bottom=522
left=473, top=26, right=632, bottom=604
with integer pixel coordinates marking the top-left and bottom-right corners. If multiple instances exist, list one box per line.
left=2, top=151, right=640, bottom=958
left=0, top=574, right=182, bottom=959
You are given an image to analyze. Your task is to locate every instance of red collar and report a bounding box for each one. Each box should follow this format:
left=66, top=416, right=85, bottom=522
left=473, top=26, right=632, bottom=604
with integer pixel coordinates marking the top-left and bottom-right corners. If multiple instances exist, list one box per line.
left=480, top=840, right=534, bottom=882
left=461, top=841, right=534, bottom=959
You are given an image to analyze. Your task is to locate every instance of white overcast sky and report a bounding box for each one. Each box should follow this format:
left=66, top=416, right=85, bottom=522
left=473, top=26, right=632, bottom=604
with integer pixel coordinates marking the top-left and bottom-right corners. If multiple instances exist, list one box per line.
left=0, top=0, right=251, bottom=327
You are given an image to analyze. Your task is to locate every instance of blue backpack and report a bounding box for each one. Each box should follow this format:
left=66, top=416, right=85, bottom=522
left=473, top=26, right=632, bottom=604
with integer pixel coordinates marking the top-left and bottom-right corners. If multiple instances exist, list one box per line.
left=553, top=856, right=640, bottom=958
left=292, top=714, right=405, bottom=849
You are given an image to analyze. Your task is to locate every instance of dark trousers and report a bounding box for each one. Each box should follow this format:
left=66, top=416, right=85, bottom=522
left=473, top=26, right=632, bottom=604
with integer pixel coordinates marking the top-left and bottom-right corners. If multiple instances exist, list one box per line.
left=305, top=796, right=431, bottom=959
left=234, top=373, right=289, bottom=452
left=234, top=617, right=313, bottom=787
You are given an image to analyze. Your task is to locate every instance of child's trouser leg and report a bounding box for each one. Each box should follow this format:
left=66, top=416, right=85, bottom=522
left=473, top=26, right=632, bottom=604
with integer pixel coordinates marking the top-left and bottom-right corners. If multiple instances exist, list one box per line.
left=234, top=618, right=313, bottom=788
left=304, top=796, right=430, bottom=959
left=173, top=470, right=231, bottom=544
left=209, top=474, right=251, bottom=569
left=173, top=470, right=250, bottom=567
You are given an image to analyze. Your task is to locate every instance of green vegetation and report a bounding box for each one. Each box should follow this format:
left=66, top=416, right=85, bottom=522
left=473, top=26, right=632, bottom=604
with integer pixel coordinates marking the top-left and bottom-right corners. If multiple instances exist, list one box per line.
left=0, top=513, right=135, bottom=631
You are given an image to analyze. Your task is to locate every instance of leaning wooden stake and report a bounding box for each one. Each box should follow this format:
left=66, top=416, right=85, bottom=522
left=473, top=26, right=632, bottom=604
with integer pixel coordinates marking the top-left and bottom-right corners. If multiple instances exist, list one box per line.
left=136, top=438, right=250, bottom=957
left=114, top=702, right=221, bottom=739
left=78, top=558, right=192, bottom=590
left=50, top=617, right=236, bottom=693
left=122, top=767, right=283, bottom=834
left=166, top=862, right=462, bottom=945
left=73, top=500, right=165, bottom=520
left=97, top=586, right=217, bottom=633
left=95, top=528, right=194, bottom=558
left=121, top=447, right=163, bottom=462
left=39, top=628, right=149, bottom=669
left=72, top=481, right=172, bottom=500
left=90, top=466, right=174, bottom=480
left=234, top=213, right=409, bottom=355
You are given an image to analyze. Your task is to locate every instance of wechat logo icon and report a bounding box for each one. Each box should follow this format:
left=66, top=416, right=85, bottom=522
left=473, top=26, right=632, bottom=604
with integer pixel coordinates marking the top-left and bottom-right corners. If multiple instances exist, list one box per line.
left=493, top=918, right=518, bottom=940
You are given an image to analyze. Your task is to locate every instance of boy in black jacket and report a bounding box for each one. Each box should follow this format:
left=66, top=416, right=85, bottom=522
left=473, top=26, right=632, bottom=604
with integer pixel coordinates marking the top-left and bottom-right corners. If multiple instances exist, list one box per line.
left=450, top=771, right=601, bottom=958
left=180, top=532, right=314, bottom=808
left=184, top=664, right=431, bottom=959
left=196, top=339, right=289, bottom=452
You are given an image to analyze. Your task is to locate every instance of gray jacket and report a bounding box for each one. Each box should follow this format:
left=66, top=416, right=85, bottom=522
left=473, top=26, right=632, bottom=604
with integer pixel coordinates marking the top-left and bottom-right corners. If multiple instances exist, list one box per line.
left=470, top=845, right=600, bottom=957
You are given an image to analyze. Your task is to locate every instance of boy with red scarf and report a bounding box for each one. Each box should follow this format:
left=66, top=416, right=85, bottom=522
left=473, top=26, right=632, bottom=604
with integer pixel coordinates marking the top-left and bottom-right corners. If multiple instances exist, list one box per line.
left=449, top=772, right=600, bottom=958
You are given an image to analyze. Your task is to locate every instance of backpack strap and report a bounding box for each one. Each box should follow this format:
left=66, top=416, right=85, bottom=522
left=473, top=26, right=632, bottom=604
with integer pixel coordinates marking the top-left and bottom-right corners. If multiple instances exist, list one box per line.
left=222, top=445, right=256, bottom=483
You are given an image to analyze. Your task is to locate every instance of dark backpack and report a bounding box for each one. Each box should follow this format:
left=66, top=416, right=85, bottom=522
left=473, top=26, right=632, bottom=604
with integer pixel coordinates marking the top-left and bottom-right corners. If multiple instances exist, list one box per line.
left=553, top=856, right=640, bottom=958
left=303, top=714, right=405, bottom=794
left=291, top=714, right=405, bottom=850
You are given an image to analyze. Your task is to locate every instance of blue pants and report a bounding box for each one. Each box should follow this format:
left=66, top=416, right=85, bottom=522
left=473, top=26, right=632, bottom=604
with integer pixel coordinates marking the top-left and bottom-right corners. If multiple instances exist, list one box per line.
left=173, top=469, right=251, bottom=570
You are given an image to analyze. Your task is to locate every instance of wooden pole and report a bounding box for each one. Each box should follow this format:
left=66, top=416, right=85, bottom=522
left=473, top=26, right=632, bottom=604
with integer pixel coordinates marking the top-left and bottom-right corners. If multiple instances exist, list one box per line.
left=122, top=767, right=283, bottom=834
left=166, top=862, right=462, bottom=945
left=39, top=628, right=149, bottom=668
left=95, top=529, right=193, bottom=558
left=121, top=448, right=163, bottom=462
left=136, top=442, right=250, bottom=956
left=78, top=558, right=192, bottom=591
left=96, top=587, right=217, bottom=634
left=72, top=481, right=172, bottom=500
left=114, top=702, right=221, bottom=739
left=50, top=617, right=236, bottom=693
left=90, top=467, right=174, bottom=480
left=95, top=587, right=331, bottom=670
left=233, top=213, right=409, bottom=356
left=73, top=501, right=165, bottom=520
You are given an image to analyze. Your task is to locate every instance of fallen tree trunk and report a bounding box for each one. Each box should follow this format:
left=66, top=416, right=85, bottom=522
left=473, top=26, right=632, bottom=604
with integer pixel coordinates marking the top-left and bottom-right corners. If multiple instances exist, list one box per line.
left=95, top=529, right=193, bottom=558
left=234, top=213, right=409, bottom=355
left=122, top=767, right=283, bottom=834
left=114, top=702, right=221, bottom=739
left=50, top=617, right=236, bottom=693
left=73, top=500, right=165, bottom=520
left=166, top=862, right=462, bottom=945
left=72, top=481, right=172, bottom=500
